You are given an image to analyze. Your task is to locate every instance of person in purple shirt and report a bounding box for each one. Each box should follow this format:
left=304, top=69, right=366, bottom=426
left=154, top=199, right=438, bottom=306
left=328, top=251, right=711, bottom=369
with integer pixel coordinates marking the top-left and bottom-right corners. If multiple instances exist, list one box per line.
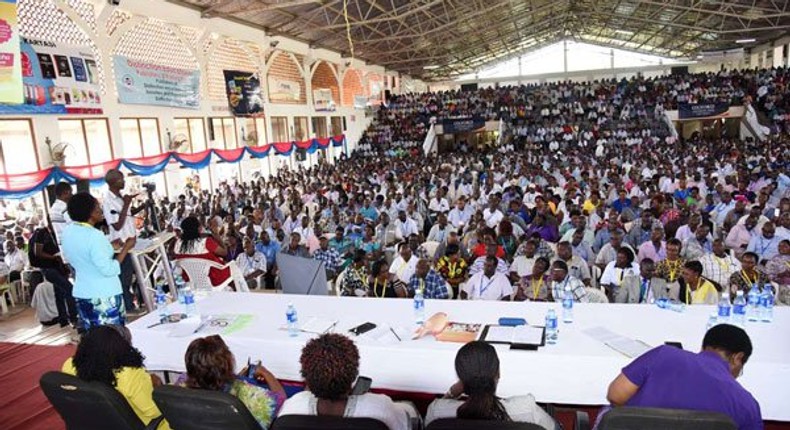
left=606, top=324, right=762, bottom=430
left=526, top=213, right=559, bottom=243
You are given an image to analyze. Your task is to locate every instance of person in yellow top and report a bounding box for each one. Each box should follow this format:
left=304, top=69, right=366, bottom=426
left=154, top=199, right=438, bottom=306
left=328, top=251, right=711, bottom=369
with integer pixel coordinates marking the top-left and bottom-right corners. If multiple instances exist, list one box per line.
left=61, top=325, right=170, bottom=430
left=681, top=261, right=719, bottom=305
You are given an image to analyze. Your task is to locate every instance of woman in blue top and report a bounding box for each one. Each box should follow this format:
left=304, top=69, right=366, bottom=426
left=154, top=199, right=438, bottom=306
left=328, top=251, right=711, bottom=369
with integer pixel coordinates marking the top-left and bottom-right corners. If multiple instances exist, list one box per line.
left=61, top=192, right=136, bottom=331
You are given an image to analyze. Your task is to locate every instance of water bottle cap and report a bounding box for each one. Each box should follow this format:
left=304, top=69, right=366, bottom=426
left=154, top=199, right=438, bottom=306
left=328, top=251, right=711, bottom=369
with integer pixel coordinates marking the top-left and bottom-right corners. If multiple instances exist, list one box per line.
left=736, top=290, right=744, bottom=295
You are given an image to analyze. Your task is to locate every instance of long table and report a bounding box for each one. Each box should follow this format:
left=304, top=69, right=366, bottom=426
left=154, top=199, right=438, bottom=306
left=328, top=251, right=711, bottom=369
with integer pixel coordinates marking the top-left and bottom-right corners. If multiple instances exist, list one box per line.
left=128, top=293, right=790, bottom=421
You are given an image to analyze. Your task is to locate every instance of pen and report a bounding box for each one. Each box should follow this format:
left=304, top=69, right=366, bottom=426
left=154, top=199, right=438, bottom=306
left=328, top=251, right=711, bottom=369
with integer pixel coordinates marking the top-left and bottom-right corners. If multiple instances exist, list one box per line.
left=390, top=327, right=402, bottom=341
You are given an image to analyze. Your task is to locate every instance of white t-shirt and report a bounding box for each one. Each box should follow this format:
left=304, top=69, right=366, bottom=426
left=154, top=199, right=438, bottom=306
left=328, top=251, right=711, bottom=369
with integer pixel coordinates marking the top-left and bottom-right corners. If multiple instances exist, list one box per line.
left=463, top=271, right=513, bottom=300
left=600, top=261, right=640, bottom=287
left=235, top=251, right=267, bottom=276
left=50, top=199, right=71, bottom=243
left=389, top=255, right=418, bottom=284
left=426, top=395, right=556, bottom=429
left=509, top=256, right=536, bottom=278
left=102, top=190, right=137, bottom=242
left=279, top=391, right=413, bottom=430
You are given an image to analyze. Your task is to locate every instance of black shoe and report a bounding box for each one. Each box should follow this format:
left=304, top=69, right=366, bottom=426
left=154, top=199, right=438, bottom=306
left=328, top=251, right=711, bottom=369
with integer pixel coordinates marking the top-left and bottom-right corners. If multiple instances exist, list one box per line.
left=41, top=318, right=59, bottom=327
left=59, top=320, right=70, bottom=328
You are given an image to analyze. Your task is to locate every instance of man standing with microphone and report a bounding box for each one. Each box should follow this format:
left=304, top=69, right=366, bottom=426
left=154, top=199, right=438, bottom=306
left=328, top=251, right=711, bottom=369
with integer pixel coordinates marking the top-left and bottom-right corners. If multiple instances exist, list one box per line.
left=103, top=169, right=146, bottom=313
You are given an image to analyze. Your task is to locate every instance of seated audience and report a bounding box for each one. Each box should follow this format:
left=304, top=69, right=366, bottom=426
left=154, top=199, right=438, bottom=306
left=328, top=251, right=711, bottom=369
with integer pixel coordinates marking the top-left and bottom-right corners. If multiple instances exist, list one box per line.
left=462, top=256, right=513, bottom=301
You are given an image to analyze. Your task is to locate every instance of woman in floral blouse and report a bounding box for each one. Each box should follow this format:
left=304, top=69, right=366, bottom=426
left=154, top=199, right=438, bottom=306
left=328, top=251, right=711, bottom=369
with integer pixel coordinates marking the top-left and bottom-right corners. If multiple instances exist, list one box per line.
left=436, top=244, right=469, bottom=299
left=183, top=335, right=285, bottom=429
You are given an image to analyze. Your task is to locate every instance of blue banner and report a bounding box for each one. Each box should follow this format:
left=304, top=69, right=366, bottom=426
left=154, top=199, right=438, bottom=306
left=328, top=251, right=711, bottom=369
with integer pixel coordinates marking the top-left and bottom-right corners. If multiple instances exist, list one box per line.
left=114, top=55, right=200, bottom=110
left=441, top=116, right=486, bottom=134
left=678, top=102, right=730, bottom=119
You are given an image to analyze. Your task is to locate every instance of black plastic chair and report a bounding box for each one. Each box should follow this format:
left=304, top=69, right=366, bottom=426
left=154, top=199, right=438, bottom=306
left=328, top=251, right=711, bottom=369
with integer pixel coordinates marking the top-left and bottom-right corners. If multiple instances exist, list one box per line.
left=426, top=419, right=545, bottom=429
left=153, top=385, right=260, bottom=430
left=271, top=415, right=390, bottom=430
left=39, top=371, right=164, bottom=430
left=598, top=407, right=737, bottom=430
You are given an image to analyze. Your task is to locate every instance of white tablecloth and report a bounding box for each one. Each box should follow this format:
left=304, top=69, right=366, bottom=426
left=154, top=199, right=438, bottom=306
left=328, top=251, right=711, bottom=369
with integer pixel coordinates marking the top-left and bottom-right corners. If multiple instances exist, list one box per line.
left=128, top=293, right=790, bottom=421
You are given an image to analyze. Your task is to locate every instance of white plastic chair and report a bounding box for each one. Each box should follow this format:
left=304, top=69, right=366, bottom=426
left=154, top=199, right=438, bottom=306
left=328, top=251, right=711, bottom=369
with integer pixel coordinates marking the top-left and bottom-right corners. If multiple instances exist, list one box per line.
left=175, top=258, right=235, bottom=293
left=333, top=269, right=345, bottom=297
left=421, top=241, right=440, bottom=260
left=0, top=283, right=15, bottom=314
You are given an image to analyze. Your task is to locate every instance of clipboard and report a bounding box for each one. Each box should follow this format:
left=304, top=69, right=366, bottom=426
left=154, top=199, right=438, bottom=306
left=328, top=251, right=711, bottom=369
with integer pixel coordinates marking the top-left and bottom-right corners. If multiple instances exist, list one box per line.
left=479, top=324, right=546, bottom=350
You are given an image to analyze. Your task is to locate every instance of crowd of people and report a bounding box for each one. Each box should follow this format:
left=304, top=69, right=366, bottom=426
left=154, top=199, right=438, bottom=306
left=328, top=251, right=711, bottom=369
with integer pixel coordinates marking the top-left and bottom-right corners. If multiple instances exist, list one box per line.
left=0, top=67, right=786, bottom=430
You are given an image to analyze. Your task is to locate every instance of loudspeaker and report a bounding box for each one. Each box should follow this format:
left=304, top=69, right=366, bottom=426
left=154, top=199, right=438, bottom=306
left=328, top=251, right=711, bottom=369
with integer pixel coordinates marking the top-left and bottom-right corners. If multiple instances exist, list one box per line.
left=671, top=66, right=689, bottom=75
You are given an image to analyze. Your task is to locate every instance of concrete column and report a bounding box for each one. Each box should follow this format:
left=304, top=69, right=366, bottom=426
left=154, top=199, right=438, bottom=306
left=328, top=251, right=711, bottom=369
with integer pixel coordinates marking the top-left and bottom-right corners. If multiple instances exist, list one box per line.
left=610, top=49, right=615, bottom=69
left=774, top=45, right=785, bottom=67
left=563, top=40, right=568, bottom=73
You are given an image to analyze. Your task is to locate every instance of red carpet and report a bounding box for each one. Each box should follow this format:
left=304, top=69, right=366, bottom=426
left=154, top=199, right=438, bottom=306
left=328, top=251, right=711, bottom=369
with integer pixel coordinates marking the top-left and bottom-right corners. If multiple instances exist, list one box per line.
left=0, top=342, right=74, bottom=430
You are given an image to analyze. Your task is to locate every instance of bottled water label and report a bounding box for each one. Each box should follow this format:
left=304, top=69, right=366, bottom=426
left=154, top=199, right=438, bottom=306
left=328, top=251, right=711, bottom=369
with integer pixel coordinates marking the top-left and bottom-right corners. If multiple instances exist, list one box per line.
left=184, top=293, right=195, bottom=305
left=717, top=305, right=731, bottom=318
left=562, top=298, right=573, bottom=309
left=733, top=304, right=745, bottom=315
left=546, top=317, right=558, bottom=330
left=287, top=311, right=297, bottom=323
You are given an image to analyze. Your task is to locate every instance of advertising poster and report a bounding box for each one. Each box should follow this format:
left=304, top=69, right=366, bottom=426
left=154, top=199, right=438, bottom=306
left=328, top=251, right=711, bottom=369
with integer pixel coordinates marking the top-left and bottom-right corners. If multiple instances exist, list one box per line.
left=267, top=76, right=300, bottom=102
left=0, top=0, right=22, bottom=104
left=678, top=102, right=730, bottom=119
left=114, top=55, right=200, bottom=109
left=313, top=88, right=335, bottom=111
left=223, top=70, right=263, bottom=116
left=0, top=37, right=102, bottom=114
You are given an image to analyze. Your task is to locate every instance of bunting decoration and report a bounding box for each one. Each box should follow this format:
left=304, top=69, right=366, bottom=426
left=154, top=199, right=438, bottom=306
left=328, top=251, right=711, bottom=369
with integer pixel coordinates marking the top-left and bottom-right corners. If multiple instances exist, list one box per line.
left=0, top=135, right=345, bottom=198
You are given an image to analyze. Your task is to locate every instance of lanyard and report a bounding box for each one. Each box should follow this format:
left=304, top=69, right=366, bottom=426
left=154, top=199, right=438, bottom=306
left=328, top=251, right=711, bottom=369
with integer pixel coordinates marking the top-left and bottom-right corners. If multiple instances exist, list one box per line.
left=479, top=275, right=496, bottom=297
left=530, top=277, right=543, bottom=300
left=75, top=221, right=93, bottom=228
left=713, top=255, right=730, bottom=273
left=666, top=260, right=681, bottom=282
left=373, top=278, right=387, bottom=298
left=740, top=270, right=756, bottom=286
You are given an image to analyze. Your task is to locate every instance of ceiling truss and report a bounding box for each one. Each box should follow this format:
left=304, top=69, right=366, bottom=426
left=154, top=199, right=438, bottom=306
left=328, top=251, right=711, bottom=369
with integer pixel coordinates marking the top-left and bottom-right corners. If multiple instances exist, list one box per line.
left=171, top=0, right=790, bottom=80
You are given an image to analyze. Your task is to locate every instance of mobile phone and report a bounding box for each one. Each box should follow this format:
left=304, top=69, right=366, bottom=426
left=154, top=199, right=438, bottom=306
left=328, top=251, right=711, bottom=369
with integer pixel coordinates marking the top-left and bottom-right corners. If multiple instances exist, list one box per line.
left=665, top=341, right=683, bottom=350
left=246, top=357, right=260, bottom=378
left=349, top=322, right=377, bottom=336
left=351, top=376, right=372, bottom=395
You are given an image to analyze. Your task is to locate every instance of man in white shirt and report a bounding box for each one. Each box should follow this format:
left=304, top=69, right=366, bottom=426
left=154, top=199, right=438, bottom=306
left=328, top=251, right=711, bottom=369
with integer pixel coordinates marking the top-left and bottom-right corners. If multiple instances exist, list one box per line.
left=462, top=256, right=513, bottom=301
left=235, top=237, right=267, bottom=290
left=426, top=213, right=455, bottom=244
left=292, top=216, right=316, bottom=247
left=700, top=239, right=741, bottom=290
left=3, top=239, right=28, bottom=281
left=428, top=189, right=450, bottom=217
left=394, top=211, right=419, bottom=239
left=447, top=198, right=473, bottom=229
left=103, top=169, right=145, bottom=312
left=49, top=182, right=72, bottom=244
left=389, top=242, right=419, bottom=286
left=482, top=199, right=504, bottom=228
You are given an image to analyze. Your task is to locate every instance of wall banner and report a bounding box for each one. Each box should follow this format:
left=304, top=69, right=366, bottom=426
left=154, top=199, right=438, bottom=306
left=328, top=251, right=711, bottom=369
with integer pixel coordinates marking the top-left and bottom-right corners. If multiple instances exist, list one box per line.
left=0, top=0, right=22, bottom=104
left=223, top=70, right=263, bottom=116
left=313, top=88, right=335, bottom=111
left=0, top=37, right=102, bottom=114
left=678, top=102, right=730, bottom=119
left=113, top=55, right=200, bottom=109
left=268, top=77, right=300, bottom=102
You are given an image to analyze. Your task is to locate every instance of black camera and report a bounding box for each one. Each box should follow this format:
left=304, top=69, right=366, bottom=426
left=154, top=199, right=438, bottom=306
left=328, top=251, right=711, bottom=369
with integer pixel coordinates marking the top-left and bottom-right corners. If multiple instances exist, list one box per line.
left=142, top=182, right=156, bottom=193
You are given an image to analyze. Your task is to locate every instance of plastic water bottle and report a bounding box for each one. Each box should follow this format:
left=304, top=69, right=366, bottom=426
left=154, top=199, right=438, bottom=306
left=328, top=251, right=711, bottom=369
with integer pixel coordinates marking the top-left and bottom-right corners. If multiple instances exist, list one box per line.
left=286, top=303, right=298, bottom=337
left=732, top=290, right=746, bottom=326
left=414, top=289, right=425, bottom=326
left=706, top=314, right=718, bottom=331
left=174, top=273, right=186, bottom=305
left=155, top=284, right=169, bottom=320
left=747, top=284, right=760, bottom=322
left=668, top=300, right=686, bottom=313
left=717, top=292, right=731, bottom=324
left=545, top=308, right=558, bottom=344
left=183, top=286, right=196, bottom=316
left=760, top=287, right=774, bottom=323
left=655, top=297, right=670, bottom=309
left=562, top=285, right=574, bottom=323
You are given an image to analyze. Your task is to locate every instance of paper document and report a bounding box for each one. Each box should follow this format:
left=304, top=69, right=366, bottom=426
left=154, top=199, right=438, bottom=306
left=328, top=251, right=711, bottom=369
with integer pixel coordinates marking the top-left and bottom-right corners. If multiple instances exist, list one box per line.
left=583, top=326, right=652, bottom=358
left=300, top=316, right=338, bottom=334
left=484, top=325, right=544, bottom=345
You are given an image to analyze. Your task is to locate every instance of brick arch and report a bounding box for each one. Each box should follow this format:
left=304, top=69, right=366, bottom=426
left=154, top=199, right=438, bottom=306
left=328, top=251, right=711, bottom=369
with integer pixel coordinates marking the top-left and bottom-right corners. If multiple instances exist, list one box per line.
left=341, top=68, right=364, bottom=107
left=310, top=61, right=340, bottom=106
left=267, top=50, right=307, bottom=104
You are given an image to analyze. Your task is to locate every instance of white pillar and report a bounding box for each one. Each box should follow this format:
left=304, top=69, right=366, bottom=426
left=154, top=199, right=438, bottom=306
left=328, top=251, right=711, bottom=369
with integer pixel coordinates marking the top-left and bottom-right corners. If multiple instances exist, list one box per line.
left=610, top=48, right=615, bottom=69
left=563, top=40, right=568, bottom=73
left=774, top=45, right=785, bottom=67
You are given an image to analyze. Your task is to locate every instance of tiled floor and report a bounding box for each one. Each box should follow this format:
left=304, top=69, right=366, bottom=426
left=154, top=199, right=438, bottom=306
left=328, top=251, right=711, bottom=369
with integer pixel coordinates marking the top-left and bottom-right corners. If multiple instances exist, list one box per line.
left=0, top=307, right=75, bottom=346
